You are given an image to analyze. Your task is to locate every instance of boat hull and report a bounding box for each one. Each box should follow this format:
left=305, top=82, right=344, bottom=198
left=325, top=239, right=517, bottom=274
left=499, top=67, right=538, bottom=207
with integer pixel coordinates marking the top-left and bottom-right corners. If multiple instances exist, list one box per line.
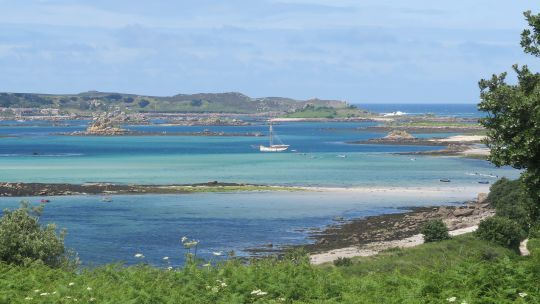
left=259, top=145, right=289, bottom=152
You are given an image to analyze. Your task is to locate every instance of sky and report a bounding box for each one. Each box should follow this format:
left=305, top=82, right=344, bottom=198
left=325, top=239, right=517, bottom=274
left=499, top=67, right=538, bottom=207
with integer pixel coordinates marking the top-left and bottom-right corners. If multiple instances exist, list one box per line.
left=0, top=1, right=538, bottom=103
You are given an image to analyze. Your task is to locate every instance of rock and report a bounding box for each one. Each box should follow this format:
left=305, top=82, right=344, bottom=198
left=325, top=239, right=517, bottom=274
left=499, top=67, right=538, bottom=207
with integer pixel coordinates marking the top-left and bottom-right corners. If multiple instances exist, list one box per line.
left=477, top=193, right=488, bottom=204
left=383, top=130, right=415, bottom=140
left=453, top=208, right=474, bottom=217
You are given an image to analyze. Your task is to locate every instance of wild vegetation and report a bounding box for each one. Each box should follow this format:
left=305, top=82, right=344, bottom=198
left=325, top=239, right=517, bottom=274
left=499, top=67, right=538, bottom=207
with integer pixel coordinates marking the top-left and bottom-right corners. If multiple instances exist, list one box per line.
left=0, top=91, right=350, bottom=115
left=282, top=105, right=368, bottom=119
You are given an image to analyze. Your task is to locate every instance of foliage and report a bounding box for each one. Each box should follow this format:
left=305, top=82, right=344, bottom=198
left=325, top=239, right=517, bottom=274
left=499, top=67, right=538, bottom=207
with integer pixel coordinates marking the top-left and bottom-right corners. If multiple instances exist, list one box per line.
left=0, top=235, right=538, bottom=303
left=488, top=178, right=532, bottom=232
left=421, top=219, right=450, bottom=243
left=475, top=216, right=526, bottom=251
left=138, top=99, right=150, bottom=108
left=478, top=10, right=540, bottom=222
left=0, top=202, right=73, bottom=268
left=333, top=257, right=352, bottom=267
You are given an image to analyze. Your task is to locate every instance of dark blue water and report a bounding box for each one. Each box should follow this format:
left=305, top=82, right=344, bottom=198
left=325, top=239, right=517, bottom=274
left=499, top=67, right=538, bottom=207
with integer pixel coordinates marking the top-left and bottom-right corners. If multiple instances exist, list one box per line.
left=358, top=103, right=481, bottom=118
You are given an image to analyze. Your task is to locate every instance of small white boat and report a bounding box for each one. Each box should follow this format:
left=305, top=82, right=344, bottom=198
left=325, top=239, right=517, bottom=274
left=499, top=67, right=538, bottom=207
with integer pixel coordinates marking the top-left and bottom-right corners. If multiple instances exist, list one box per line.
left=259, top=123, right=289, bottom=152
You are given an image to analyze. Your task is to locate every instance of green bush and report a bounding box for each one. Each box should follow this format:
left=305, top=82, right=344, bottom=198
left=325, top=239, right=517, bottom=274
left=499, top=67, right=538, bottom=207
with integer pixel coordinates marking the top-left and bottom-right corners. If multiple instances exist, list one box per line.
left=475, top=217, right=526, bottom=251
left=0, top=202, right=73, bottom=268
left=488, top=178, right=532, bottom=232
left=422, top=219, right=450, bottom=243
left=333, top=257, right=353, bottom=267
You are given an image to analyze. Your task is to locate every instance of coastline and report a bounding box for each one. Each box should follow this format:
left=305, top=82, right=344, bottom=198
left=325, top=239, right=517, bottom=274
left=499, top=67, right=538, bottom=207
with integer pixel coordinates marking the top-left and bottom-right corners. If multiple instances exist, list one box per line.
left=307, top=193, right=491, bottom=264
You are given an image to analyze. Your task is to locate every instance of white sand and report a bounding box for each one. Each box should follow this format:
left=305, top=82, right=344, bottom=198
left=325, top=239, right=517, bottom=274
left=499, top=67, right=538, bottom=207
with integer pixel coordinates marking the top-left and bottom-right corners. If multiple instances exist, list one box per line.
left=310, top=225, right=480, bottom=265
left=460, top=147, right=490, bottom=156
left=433, top=135, right=486, bottom=143
left=300, top=185, right=490, bottom=196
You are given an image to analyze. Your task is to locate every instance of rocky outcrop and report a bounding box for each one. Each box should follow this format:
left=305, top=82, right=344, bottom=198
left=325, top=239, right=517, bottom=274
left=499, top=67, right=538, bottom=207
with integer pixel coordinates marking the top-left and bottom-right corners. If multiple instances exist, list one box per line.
left=84, top=114, right=128, bottom=135
left=383, top=130, right=415, bottom=140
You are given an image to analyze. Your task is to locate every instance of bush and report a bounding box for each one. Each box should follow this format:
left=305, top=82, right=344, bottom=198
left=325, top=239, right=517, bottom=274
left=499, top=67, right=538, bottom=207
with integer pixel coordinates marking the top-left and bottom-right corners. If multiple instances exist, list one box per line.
left=0, top=202, right=72, bottom=268
left=333, top=257, right=353, bottom=267
left=475, top=217, right=526, bottom=251
left=422, top=219, right=450, bottom=243
left=488, top=178, right=532, bottom=232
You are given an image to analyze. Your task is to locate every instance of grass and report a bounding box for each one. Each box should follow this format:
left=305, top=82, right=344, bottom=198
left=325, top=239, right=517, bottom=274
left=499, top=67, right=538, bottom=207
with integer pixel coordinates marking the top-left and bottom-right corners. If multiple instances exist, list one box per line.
left=1, top=234, right=539, bottom=303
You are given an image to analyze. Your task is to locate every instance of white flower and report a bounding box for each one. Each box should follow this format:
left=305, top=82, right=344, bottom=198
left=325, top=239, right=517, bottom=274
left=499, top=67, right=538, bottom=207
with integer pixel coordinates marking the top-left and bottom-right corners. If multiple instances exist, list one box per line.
left=212, top=251, right=223, bottom=256
left=163, top=256, right=169, bottom=260
left=447, top=297, right=456, bottom=302
left=40, top=293, right=49, bottom=296
left=87, top=287, right=92, bottom=291
left=202, top=263, right=211, bottom=267
left=211, top=286, right=219, bottom=293
left=89, top=298, right=96, bottom=302
left=183, top=241, right=199, bottom=248
left=250, top=289, right=267, bottom=296
left=181, top=236, right=188, bottom=243
left=24, top=297, right=33, bottom=300
left=52, top=291, right=57, bottom=295
left=519, top=292, right=528, bottom=297
left=461, top=301, right=468, bottom=304
left=220, top=282, right=227, bottom=287
left=33, top=290, right=40, bottom=293
left=134, top=253, right=145, bottom=258
left=167, top=266, right=173, bottom=270
left=68, top=282, right=75, bottom=286
left=66, top=296, right=72, bottom=299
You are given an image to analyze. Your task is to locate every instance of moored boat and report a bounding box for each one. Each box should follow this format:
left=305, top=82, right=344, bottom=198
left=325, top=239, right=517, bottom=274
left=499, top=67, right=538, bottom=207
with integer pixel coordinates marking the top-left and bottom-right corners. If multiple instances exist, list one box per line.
left=259, top=123, right=289, bottom=152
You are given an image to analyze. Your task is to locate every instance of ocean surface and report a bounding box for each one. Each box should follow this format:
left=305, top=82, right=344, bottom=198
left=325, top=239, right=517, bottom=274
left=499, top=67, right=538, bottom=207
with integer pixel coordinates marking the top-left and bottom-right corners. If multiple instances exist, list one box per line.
left=0, top=105, right=520, bottom=265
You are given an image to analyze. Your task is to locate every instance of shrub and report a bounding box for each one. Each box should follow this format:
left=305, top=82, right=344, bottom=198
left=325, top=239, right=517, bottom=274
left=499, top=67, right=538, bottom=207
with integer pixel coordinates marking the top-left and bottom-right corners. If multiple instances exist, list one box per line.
left=333, top=257, right=353, bottom=267
left=0, top=202, right=72, bottom=268
left=475, top=217, right=526, bottom=251
left=488, top=178, right=532, bottom=232
left=422, top=219, right=450, bottom=243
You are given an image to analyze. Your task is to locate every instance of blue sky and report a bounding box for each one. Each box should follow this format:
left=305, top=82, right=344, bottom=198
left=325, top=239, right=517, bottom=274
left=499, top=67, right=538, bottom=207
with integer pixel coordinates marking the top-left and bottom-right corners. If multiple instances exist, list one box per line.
left=0, top=1, right=538, bottom=103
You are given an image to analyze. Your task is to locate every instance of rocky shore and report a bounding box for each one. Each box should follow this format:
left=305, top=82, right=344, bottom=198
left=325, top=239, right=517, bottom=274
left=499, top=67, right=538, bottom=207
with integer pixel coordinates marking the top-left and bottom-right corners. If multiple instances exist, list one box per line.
left=302, top=193, right=490, bottom=255
left=0, top=181, right=296, bottom=197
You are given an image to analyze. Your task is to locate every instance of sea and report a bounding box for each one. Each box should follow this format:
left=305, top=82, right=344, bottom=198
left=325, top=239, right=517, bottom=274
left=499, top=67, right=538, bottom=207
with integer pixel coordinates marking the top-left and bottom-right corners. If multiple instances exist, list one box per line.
left=0, top=104, right=519, bottom=266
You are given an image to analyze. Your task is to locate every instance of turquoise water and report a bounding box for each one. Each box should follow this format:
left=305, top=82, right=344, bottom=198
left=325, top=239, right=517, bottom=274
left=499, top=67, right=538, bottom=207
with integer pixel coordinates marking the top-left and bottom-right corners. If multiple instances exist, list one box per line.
left=0, top=115, right=521, bottom=265
left=0, top=191, right=478, bottom=266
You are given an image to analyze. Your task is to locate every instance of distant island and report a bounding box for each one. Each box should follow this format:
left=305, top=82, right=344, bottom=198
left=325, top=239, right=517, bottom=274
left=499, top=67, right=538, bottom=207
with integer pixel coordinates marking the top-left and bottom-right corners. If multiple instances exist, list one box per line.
left=0, top=91, right=367, bottom=116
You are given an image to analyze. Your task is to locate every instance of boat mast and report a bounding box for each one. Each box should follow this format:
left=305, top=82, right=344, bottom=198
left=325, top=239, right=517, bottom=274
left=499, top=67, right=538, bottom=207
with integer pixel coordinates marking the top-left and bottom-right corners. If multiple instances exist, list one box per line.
left=269, top=123, right=273, bottom=146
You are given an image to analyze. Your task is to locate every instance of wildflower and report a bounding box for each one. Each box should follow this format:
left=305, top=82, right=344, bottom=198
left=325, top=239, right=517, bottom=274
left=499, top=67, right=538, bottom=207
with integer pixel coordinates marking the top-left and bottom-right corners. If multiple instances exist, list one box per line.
left=181, top=236, right=188, bottom=243
left=183, top=240, right=198, bottom=248
left=40, top=293, right=50, bottom=296
left=251, top=289, right=267, bottom=296
left=211, top=286, right=219, bottom=293
left=68, top=282, right=75, bottom=286
left=212, top=251, right=223, bottom=256
left=52, top=291, right=57, bottom=295
left=134, top=253, right=145, bottom=258
left=163, top=256, right=169, bottom=260
left=66, top=296, right=72, bottom=299
left=89, top=298, right=96, bottom=302
left=220, top=282, right=227, bottom=287
left=33, top=290, right=40, bottom=293
left=87, top=287, right=92, bottom=291
left=461, top=301, right=468, bottom=304
left=519, top=292, right=528, bottom=297
left=24, top=297, right=33, bottom=300
left=278, top=298, right=286, bottom=302
left=167, top=266, right=173, bottom=270
left=447, top=297, right=456, bottom=302
left=202, top=263, right=211, bottom=267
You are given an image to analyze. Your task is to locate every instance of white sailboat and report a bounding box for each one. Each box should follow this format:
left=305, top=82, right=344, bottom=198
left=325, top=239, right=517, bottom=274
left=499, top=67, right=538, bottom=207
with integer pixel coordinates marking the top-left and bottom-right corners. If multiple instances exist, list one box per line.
left=259, top=123, right=289, bottom=152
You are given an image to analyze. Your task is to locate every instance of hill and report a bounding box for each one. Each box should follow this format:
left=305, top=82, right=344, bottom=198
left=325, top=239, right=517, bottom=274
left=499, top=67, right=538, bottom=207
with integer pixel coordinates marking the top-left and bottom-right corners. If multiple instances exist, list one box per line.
left=0, top=91, right=352, bottom=115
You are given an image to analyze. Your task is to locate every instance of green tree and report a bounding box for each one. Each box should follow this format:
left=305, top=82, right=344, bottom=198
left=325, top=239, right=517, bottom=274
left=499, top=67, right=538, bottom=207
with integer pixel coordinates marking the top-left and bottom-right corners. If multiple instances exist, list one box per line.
left=421, top=219, right=450, bottom=243
left=0, top=202, right=74, bottom=268
left=478, top=11, right=540, bottom=222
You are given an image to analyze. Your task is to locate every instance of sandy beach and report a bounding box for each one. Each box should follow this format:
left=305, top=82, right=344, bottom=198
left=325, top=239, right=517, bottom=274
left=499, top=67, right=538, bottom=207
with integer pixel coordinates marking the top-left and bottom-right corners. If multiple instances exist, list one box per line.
left=310, top=225, right=481, bottom=264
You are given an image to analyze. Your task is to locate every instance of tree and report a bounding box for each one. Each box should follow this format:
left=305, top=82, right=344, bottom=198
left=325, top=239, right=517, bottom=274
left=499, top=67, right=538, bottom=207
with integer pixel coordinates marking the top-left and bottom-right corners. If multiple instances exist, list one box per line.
left=478, top=11, right=540, bottom=222
left=0, top=202, right=73, bottom=268
left=421, top=219, right=450, bottom=243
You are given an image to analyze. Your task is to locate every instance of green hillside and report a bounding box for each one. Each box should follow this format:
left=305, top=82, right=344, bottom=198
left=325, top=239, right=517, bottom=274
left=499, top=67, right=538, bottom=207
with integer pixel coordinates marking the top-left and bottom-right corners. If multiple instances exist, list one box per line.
left=0, top=91, right=352, bottom=114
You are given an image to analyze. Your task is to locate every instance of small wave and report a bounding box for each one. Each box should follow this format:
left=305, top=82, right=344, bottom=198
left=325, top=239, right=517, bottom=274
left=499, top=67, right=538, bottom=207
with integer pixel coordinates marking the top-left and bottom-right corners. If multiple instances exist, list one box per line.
left=382, top=111, right=407, bottom=117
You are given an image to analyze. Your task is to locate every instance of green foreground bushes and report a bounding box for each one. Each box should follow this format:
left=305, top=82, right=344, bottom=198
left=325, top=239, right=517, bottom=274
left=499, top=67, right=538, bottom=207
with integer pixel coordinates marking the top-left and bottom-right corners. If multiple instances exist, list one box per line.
left=1, top=235, right=538, bottom=303
left=422, top=219, right=450, bottom=243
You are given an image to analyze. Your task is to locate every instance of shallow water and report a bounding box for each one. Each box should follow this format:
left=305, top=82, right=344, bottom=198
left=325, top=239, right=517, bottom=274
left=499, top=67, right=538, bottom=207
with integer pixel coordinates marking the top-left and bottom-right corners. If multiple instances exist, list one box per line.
left=0, top=114, right=521, bottom=265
